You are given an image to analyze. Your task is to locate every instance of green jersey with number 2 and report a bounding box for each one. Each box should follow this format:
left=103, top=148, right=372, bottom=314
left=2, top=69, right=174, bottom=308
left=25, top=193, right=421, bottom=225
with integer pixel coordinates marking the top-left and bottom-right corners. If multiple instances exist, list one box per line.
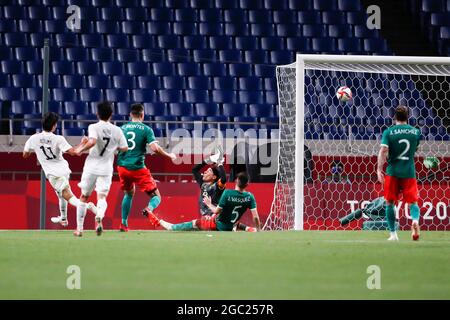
left=117, top=122, right=156, bottom=170
left=381, top=124, right=420, bottom=179
left=216, top=189, right=257, bottom=231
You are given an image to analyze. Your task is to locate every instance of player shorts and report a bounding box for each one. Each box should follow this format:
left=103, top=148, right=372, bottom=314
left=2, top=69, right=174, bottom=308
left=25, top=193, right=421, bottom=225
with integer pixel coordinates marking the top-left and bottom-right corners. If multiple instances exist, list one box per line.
left=117, top=166, right=157, bottom=193
left=196, top=214, right=218, bottom=231
left=384, top=175, right=419, bottom=203
left=78, top=172, right=112, bottom=196
left=48, top=174, right=70, bottom=195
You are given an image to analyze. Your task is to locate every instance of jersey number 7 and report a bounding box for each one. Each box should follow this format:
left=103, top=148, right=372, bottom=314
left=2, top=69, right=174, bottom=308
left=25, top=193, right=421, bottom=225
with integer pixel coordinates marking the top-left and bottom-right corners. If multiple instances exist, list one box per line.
left=100, top=137, right=110, bottom=156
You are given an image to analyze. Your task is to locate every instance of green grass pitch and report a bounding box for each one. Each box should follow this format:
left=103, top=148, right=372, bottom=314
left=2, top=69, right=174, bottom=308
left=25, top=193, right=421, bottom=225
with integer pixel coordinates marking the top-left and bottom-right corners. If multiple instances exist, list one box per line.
left=0, top=230, right=449, bottom=299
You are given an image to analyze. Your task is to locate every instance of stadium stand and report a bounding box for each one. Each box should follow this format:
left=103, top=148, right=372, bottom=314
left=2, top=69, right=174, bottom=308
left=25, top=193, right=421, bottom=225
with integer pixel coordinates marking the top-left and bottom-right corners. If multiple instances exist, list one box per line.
left=0, top=0, right=446, bottom=140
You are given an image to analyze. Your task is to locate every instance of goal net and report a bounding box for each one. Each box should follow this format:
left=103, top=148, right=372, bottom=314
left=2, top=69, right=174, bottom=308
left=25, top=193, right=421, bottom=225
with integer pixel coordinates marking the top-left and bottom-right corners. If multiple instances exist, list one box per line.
left=264, top=55, right=450, bottom=231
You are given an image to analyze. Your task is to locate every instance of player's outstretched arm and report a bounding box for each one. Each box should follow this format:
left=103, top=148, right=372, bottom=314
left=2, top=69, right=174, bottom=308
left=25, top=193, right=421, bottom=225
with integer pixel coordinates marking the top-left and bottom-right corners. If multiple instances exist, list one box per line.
left=377, top=146, right=388, bottom=184
left=22, top=151, right=32, bottom=159
left=75, top=136, right=97, bottom=155
left=150, top=142, right=176, bottom=161
left=251, top=208, right=261, bottom=231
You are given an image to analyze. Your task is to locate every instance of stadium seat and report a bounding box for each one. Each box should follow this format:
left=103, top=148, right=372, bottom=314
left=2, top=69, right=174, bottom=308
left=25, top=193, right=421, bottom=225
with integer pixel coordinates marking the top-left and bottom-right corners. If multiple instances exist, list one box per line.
left=142, top=48, right=165, bottom=62
left=62, top=75, right=83, bottom=89
left=4, top=33, right=28, bottom=47
left=188, top=76, right=211, bottom=90
left=422, top=0, right=444, bottom=12
left=128, top=62, right=150, bottom=76
left=199, top=8, right=221, bottom=22
left=298, top=12, right=321, bottom=24
left=270, top=51, right=294, bottom=64
left=162, top=76, right=185, bottom=89
left=260, top=37, right=284, bottom=50
left=65, top=101, right=89, bottom=116
left=87, top=75, right=111, bottom=89
left=91, top=48, right=114, bottom=62
left=157, top=35, right=180, bottom=49
left=173, top=22, right=197, bottom=35
left=229, top=64, right=252, bottom=77
left=186, top=90, right=210, bottom=103
left=144, top=102, right=167, bottom=117
left=116, top=49, right=139, bottom=63
left=192, top=49, right=216, bottom=62
left=238, top=91, right=264, bottom=104
left=337, top=38, right=362, bottom=53
left=203, top=63, right=227, bottom=76
left=338, top=0, right=362, bottom=11
left=249, top=104, right=274, bottom=118
left=195, top=102, right=220, bottom=116
left=11, top=101, right=35, bottom=116
left=239, top=77, right=262, bottom=91
left=276, top=24, right=301, bottom=37
left=65, top=48, right=88, bottom=62
left=223, top=103, right=246, bottom=117
left=364, top=38, right=389, bottom=53
left=0, top=20, right=17, bottom=32
left=224, top=23, right=250, bottom=36
left=213, top=77, right=236, bottom=90
left=106, top=88, right=130, bottom=102
left=113, top=75, right=135, bottom=89
left=12, top=74, right=33, bottom=88
left=121, top=21, right=145, bottom=35
left=106, top=34, right=129, bottom=48
left=137, top=75, right=161, bottom=89
left=152, top=62, right=174, bottom=76
left=169, top=103, right=193, bottom=116
left=212, top=90, right=236, bottom=103
left=125, top=7, right=148, bottom=21
left=3, top=6, right=25, bottom=19
left=235, top=36, right=259, bottom=50
left=52, top=88, right=76, bottom=102
left=328, top=25, right=353, bottom=38
left=199, top=22, right=223, bottom=36
left=219, top=49, right=243, bottom=62
left=80, top=34, right=103, bottom=48
left=79, top=88, right=102, bottom=102
left=132, top=89, right=156, bottom=102
left=302, top=25, right=327, bottom=37
left=95, top=21, right=119, bottom=34
left=177, top=62, right=201, bottom=76
left=158, top=90, right=183, bottom=103
left=76, top=61, right=100, bottom=76
left=147, top=22, right=171, bottom=35
left=244, top=50, right=268, bottom=64
left=209, top=36, right=233, bottom=50
left=286, top=38, right=311, bottom=51
left=312, top=38, right=337, bottom=53
left=251, top=24, right=276, bottom=37
left=175, top=8, right=198, bottom=22
left=18, top=19, right=43, bottom=33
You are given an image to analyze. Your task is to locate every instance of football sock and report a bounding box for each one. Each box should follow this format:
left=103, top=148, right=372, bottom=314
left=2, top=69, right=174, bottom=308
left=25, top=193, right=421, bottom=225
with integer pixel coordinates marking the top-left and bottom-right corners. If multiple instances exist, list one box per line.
left=159, top=219, right=173, bottom=231
left=171, top=221, right=195, bottom=231
left=148, top=195, right=161, bottom=212
left=97, top=198, right=107, bottom=219
left=410, top=203, right=420, bottom=223
left=121, top=194, right=133, bottom=226
left=68, top=196, right=80, bottom=208
left=59, top=197, right=68, bottom=220
left=76, top=202, right=87, bottom=232
left=386, top=204, right=396, bottom=232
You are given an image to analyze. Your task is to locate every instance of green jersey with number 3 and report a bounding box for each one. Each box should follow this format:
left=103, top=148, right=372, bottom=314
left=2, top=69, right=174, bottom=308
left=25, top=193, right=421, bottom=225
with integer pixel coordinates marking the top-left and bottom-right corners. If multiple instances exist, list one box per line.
left=216, top=189, right=257, bottom=231
left=117, top=122, right=156, bottom=170
left=381, top=124, right=420, bottom=179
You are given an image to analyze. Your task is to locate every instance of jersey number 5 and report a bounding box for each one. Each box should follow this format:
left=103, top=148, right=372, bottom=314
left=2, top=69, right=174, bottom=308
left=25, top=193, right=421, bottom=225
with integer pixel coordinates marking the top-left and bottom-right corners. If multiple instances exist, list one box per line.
left=40, top=146, right=56, bottom=160
left=231, top=206, right=242, bottom=223
left=397, top=139, right=410, bottom=161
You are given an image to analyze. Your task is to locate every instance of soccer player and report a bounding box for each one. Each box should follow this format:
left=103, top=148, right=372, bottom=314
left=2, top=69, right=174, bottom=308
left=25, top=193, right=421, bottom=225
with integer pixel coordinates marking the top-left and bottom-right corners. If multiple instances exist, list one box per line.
left=146, top=172, right=261, bottom=232
left=192, top=146, right=227, bottom=216
left=339, top=197, right=386, bottom=226
left=73, top=102, right=128, bottom=237
left=117, top=103, right=176, bottom=232
left=23, top=112, right=97, bottom=226
left=377, top=105, right=421, bottom=241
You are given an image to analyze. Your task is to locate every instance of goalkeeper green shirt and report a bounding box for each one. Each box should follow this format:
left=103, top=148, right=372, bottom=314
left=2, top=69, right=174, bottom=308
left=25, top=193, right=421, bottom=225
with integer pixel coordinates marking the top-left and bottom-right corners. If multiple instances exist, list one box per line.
left=216, top=189, right=257, bottom=231
left=117, top=122, right=156, bottom=171
left=381, top=124, right=420, bottom=179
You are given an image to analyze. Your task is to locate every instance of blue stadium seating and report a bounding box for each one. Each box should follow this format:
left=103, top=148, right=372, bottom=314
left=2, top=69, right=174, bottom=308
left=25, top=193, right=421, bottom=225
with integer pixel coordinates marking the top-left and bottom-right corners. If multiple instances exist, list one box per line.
left=0, top=0, right=443, bottom=141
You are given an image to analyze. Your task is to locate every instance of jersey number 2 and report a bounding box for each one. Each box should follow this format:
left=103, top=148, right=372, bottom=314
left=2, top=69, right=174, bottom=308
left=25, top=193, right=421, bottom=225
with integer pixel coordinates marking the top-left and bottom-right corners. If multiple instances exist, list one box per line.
left=40, top=146, right=56, bottom=160
left=397, top=139, right=410, bottom=161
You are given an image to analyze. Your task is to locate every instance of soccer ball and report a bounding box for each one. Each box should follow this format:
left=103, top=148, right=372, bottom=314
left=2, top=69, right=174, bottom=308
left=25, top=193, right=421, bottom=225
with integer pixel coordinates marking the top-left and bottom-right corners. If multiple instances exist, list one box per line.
left=423, top=157, right=440, bottom=169
left=336, top=86, right=352, bottom=102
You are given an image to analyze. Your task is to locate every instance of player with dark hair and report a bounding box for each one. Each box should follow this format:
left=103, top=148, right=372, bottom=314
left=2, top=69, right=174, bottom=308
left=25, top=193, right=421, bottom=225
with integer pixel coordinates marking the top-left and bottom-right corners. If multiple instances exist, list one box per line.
left=377, top=105, right=421, bottom=241
left=146, top=172, right=261, bottom=232
left=117, top=103, right=176, bottom=232
left=74, top=101, right=128, bottom=237
left=23, top=112, right=97, bottom=227
left=192, top=146, right=227, bottom=216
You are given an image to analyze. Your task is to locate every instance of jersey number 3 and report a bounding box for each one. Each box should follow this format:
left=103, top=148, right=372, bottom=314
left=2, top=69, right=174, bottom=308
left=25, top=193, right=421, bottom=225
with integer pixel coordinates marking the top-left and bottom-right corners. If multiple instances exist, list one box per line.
left=397, top=139, right=410, bottom=161
left=126, top=132, right=136, bottom=151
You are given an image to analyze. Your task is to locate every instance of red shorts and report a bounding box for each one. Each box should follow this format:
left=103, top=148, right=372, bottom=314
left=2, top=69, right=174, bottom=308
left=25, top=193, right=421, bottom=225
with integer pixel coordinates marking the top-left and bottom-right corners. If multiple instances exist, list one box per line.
left=196, top=214, right=217, bottom=231
left=117, top=166, right=157, bottom=193
left=384, top=176, right=418, bottom=203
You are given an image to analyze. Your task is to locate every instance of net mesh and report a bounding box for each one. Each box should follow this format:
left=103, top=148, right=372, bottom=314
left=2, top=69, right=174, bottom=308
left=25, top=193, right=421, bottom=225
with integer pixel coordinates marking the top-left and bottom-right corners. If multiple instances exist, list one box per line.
left=264, top=60, right=450, bottom=231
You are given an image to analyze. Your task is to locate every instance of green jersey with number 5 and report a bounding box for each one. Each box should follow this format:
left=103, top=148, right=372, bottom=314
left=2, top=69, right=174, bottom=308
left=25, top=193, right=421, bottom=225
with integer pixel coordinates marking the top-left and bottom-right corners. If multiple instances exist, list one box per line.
left=381, top=124, right=420, bottom=179
left=216, top=189, right=257, bottom=231
left=117, top=122, right=156, bottom=170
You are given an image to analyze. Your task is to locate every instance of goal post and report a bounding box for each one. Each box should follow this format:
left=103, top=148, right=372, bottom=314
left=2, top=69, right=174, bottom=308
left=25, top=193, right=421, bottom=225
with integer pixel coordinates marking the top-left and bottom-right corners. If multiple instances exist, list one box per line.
left=264, top=54, right=450, bottom=231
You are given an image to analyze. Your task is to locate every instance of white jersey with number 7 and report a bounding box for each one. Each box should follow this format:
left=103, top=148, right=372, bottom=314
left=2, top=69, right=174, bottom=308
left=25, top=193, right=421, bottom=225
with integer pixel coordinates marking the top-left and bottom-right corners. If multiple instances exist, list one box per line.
left=83, top=120, right=128, bottom=176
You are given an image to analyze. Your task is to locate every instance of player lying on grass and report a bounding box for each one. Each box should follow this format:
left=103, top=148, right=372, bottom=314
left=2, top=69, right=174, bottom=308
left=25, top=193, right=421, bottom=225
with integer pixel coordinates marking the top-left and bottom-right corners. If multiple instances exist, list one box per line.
left=192, top=145, right=227, bottom=216
left=73, top=102, right=128, bottom=237
left=339, top=197, right=386, bottom=226
left=117, top=103, right=176, bottom=232
left=23, top=112, right=97, bottom=227
left=146, top=172, right=261, bottom=232
left=377, top=105, right=421, bottom=241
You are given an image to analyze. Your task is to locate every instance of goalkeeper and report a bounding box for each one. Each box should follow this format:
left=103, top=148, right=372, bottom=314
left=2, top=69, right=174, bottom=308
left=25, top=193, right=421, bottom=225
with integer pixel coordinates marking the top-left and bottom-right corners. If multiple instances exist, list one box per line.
left=339, top=197, right=386, bottom=226
left=191, top=146, right=227, bottom=216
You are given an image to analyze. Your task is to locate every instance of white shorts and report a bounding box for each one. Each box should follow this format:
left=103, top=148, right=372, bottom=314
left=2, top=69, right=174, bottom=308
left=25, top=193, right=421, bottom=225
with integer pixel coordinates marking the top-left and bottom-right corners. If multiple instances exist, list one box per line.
left=48, top=174, right=70, bottom=196
left=78, top=172, right=112, bottom=196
